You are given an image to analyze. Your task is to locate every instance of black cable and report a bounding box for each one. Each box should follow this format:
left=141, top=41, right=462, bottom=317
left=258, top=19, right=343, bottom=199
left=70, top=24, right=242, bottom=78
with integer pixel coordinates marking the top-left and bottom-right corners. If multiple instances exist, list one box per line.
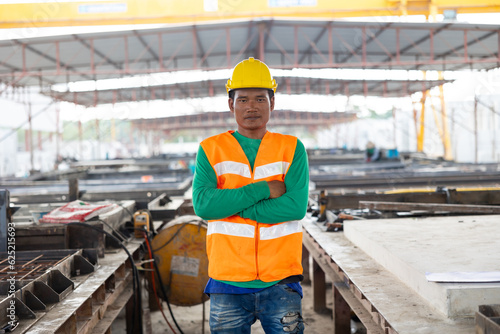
left=144, top=231, right=184, bottom=334
left=67, top=222, right=143, bottom=334
left=94, top=218, right=128, bottom=243
left=152, top=223, right=189, bottom=252
left=116, top=202, right=135, bottom=219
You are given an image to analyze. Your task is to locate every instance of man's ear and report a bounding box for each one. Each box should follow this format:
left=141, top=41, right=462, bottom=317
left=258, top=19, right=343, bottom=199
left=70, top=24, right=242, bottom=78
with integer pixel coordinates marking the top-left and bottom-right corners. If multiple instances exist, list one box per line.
left=228, top=98, right=235, bottom=113
left=270, top=96, right=275, bottom=112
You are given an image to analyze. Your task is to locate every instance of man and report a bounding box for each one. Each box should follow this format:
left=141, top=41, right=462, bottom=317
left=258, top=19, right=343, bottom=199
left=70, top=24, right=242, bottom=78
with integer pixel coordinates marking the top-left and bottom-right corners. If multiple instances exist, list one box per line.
left=192, top=57, right=309, bottom=333
left=365, top=141, right=381, bottom=162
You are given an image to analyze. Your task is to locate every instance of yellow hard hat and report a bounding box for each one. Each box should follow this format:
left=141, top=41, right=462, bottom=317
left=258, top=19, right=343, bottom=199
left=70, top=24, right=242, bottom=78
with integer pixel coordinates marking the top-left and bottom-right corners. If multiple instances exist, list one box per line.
left=226, top=57, right=278, bottom=93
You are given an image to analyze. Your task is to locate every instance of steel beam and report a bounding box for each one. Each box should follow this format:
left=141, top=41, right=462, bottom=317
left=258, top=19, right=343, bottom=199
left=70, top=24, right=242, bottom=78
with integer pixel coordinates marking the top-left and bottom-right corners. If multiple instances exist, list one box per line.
left=359, top=200, right=500, bottom=214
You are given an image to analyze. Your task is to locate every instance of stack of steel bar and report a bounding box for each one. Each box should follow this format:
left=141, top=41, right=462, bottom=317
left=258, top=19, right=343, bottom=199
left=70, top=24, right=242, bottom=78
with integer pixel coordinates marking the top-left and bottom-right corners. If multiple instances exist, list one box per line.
left=309, top=152, right=500, bottom=191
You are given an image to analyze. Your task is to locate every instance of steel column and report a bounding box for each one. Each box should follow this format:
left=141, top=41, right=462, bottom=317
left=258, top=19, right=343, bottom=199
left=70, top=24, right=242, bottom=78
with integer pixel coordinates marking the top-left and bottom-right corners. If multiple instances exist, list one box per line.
left=192, top=27, right=198, bottom=68
left=396, top=28, right=400, bottom=63
left=158, top=33, right=164, bottom=71
left=498, top=30, right=500, bottom=62
left=474, top=96, right=478, bottom=163
left=362, top=26, right=367, bottom=64
left=417, top=75, right=427, bottom=152
left=90, top=38, right=95, bottom=74
left=28, top=101, right=34, bottom=173
left=55, top=41, right=60, bottom=74
left=294, top=26, right=298, bottom=66
left=258, top=23, right=265, bottom=61
left=430, top=29, right=434, bottom=62
left=22, top=43, right=26, bottom=73
left=328, top=24, right=333, bottom=65
left=124, top=36, right=129, bottom=73
left=226, top=28, right=231, bottom=68
left=463, top=30, right=468, bottom=60
left=0, top=189, right=9, bottom=253
left=56, top=103, right=60, bottom=162
left=77, top=120, right=82, bottom=159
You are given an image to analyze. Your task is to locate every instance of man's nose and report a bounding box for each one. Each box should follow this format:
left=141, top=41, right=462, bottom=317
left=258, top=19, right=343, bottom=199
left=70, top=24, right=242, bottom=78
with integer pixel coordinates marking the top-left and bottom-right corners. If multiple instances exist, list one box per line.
left=247, top=99, right=257, bottom=108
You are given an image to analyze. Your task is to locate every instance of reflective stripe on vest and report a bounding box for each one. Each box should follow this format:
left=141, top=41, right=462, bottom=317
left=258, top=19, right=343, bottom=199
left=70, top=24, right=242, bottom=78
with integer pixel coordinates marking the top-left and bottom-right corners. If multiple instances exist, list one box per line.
left=207, top=221, right=255, bottom=238
left=259, top=220, right=302, bottom=240
left=213, top=161, right=251, bottom=178
left=213, top=160, right=290, bottom=179
left=254, top=161, right=290, bottom=180
left=208, top=220, right=301, bottom=241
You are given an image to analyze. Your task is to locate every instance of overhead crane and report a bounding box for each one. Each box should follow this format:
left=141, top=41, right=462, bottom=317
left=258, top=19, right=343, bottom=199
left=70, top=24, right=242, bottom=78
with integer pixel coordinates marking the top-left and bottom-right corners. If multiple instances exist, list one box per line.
left=1, top=0, right=500, bottom=29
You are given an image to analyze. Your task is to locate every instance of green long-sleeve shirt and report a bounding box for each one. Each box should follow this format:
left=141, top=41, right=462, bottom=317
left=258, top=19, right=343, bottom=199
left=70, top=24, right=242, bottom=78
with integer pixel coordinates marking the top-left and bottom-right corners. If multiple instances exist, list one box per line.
left=193, top=131, right=309, bottom=223
left=192, top=131, right=309, bottom=288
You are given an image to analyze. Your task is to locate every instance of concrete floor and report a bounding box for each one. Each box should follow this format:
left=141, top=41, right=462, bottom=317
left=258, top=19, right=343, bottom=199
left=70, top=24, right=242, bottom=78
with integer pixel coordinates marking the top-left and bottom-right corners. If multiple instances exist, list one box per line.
left=344, top=214, right=500, bottom=318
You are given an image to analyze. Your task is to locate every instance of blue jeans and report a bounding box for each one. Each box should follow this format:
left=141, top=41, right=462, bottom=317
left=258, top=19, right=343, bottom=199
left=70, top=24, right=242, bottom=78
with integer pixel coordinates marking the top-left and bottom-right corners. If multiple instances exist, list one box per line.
left=209, top=284, right=304, bottom=333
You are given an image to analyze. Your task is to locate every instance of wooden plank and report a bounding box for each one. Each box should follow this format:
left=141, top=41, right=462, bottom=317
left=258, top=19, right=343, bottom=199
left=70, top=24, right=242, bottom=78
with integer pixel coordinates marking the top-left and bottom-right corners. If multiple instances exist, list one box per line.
left=359, top=201, right=500, bottom=214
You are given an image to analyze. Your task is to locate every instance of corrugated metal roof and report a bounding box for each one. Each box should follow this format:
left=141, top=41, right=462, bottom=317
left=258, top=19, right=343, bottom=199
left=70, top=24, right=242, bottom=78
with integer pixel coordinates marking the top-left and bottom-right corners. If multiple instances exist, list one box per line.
left=0, top=19, right=497, bottom=103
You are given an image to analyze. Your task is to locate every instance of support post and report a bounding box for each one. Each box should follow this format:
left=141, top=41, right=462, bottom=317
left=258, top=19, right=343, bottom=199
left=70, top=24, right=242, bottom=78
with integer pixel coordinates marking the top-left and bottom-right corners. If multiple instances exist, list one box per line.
left=439, top=72, right=453, bottom=160
left=474, top=96, right=478, bottom=163
left=95, top=119, right=100, bottom=159
left=69, top=178, right=79, bottom=202
left=56, top=103, right=60, bottom=167
left=312, top=258, right=327, bottom=313
left=78, top=120, right=83, bottom=160
left=126, top=292, right=142, bottom=333
left=0, top=189, right=10, bottom=253
left=491, top=103, right=496, bottom=161
left=294, top=26, right=298, bottom=67
left=417, top=75, right=427, bottom=152
left=302, top=245, right=310, bottom=284
left=333, top=283, right=351, bottom=334
left=28, top=101, right=34, bottom=174
left=258, top=23, right=265, bottom=61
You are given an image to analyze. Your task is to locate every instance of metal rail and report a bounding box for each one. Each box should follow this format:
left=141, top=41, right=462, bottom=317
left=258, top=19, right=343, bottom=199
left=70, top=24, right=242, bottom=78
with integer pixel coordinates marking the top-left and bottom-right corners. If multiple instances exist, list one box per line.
left=312, top=170, right=500, bottom=189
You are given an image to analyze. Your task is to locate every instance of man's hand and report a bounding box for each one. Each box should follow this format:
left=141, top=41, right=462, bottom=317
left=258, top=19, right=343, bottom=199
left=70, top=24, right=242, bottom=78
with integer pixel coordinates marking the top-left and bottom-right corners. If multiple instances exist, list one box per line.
left=267, top=180, right=286, bottom=199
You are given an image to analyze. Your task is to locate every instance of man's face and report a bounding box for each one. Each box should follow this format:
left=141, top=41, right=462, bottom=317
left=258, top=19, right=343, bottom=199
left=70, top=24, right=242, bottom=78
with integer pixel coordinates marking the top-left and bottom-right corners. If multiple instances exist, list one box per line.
left=228, top=88, right=275, bottom=139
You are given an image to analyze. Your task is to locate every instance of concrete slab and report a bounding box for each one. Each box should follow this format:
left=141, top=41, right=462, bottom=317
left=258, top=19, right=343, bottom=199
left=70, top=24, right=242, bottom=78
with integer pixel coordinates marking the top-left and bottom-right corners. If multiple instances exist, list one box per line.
left=302, top=218, right=474, bottom=333
left=343, top=215, right=500, bottom=318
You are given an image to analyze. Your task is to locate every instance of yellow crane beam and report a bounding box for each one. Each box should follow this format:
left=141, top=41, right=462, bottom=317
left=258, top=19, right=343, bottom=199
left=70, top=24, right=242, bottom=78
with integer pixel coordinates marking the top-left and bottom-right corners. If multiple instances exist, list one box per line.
left=1, top=0, right=500, bottom=29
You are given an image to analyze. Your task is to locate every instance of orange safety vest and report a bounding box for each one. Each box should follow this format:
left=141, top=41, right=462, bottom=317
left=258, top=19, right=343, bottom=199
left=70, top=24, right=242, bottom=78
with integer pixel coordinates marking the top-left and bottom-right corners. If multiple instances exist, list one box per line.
left=200, top=130, right=303, bottom=282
